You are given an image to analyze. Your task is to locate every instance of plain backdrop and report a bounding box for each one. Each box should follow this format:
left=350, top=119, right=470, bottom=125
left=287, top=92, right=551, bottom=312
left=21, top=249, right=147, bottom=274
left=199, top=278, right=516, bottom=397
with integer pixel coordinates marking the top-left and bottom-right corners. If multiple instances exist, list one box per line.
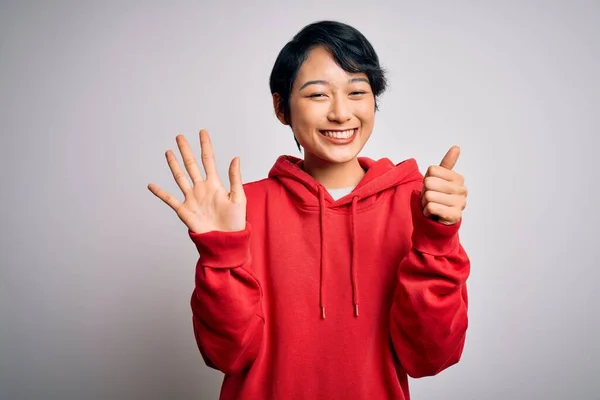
left=1, top=1, right=598, bottom=399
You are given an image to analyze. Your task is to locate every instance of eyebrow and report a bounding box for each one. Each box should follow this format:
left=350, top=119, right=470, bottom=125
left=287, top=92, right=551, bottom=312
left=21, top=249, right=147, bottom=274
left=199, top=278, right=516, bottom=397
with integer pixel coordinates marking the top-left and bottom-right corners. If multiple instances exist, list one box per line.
left=298, top=77, right=369, bottom=91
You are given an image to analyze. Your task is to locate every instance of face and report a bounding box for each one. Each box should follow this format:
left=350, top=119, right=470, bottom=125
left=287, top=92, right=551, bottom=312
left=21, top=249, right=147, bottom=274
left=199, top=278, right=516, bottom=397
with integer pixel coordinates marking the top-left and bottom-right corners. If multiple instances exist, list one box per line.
left=275, top=46, right=376, bottom=164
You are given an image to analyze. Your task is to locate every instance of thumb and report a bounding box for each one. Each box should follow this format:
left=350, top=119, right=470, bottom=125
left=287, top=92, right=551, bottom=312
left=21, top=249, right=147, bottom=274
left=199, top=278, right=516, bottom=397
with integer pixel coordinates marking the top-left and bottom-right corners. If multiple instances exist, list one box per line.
left=439, top=145, right=460, bottom=170
left=228, top=157, right=245, bottom=203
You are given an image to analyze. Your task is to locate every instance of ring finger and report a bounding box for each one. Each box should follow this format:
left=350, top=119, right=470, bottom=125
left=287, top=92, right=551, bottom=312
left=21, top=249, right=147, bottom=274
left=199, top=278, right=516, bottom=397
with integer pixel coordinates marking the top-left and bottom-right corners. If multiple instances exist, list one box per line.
left=165, top=150, right=192, bottom=195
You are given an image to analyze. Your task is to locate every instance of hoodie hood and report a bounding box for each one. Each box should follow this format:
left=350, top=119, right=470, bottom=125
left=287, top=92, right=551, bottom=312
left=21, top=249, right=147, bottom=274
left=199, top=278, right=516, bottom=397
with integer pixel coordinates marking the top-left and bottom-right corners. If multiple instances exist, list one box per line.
left=268, top=155, right=422, bottom=208
left=268, top=155, right=423, bottom=319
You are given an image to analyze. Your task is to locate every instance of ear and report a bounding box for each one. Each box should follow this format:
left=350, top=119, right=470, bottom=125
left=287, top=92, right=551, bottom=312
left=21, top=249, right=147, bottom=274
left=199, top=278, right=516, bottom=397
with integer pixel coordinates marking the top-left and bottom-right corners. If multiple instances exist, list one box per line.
left=272, top=93, right=288, bottom=125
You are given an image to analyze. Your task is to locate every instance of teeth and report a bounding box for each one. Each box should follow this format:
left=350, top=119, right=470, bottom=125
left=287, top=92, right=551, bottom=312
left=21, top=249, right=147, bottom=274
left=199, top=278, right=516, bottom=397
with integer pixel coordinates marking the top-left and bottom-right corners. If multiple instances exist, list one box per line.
left=322, top=129, right=355, bottom=139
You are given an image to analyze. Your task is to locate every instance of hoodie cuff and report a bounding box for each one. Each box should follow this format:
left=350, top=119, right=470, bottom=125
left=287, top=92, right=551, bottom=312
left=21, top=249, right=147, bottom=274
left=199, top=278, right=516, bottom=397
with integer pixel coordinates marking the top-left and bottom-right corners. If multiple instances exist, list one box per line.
left=188, top=223, right=251, bottom=269
left=410, top=189, right=461, bottom=256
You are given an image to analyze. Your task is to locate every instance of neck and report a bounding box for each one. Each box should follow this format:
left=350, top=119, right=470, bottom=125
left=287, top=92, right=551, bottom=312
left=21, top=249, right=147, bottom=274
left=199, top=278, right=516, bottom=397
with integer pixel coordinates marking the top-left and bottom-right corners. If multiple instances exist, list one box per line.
left=303, top=153, right=365, bottom=189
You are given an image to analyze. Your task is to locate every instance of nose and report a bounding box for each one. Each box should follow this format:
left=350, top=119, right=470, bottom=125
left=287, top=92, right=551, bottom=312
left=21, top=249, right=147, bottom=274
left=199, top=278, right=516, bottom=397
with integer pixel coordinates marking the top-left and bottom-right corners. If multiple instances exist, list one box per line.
left=327, top=96, right=352, bottom=123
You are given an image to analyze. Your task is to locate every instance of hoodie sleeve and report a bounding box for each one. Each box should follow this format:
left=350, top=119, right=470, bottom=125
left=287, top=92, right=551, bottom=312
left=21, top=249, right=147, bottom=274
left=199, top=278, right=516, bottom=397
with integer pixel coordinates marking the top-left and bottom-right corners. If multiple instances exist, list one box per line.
left=389, top=189, right=470, bottom=378
left=188, top=223, right=264, bottom=375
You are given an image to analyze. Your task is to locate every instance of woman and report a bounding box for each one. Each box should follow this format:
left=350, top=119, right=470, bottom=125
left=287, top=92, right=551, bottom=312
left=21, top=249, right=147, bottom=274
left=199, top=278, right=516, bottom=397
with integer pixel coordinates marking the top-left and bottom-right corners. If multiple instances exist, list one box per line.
left=148, top=20, right=470, bottom=400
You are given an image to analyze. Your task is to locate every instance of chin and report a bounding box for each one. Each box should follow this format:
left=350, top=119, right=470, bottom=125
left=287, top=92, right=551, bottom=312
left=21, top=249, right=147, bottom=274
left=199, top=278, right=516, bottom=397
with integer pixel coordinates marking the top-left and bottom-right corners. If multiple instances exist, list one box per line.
left=314, top=146, right=362, bottom=164
left=325, top=152, right=359, bottom=164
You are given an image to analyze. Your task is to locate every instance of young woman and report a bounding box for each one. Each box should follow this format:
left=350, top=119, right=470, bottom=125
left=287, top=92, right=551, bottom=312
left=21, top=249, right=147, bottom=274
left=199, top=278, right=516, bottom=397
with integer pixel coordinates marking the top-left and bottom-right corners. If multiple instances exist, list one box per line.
left=148, top=20, right=470, bottom=400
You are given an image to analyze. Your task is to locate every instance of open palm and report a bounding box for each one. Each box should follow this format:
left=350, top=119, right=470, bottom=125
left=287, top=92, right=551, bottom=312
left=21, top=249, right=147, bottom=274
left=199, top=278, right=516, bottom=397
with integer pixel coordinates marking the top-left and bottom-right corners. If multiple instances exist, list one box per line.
left=147, top=130, right=246, bottom=234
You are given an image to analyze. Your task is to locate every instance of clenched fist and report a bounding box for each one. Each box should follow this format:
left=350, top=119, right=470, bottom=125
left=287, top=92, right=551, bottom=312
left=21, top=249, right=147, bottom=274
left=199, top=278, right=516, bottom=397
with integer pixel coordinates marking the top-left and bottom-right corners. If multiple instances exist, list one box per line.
left=421, top=146, right=468, bottom=225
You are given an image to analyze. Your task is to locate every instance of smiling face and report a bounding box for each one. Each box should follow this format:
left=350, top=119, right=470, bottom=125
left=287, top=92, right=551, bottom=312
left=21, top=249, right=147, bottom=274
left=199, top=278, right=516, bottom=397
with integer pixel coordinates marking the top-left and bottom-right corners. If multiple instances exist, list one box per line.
left=275, top=46, right=376, bottom=165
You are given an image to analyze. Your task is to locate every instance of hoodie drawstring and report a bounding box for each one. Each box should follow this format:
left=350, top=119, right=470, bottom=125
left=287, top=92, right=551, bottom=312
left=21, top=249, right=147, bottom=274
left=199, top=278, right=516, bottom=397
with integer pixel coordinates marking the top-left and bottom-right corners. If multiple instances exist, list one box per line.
left=317, top=187, right=360, bottom=319
left=318, top=187, right=327, bottom=319
left=351, top=196, right=359, bottom=317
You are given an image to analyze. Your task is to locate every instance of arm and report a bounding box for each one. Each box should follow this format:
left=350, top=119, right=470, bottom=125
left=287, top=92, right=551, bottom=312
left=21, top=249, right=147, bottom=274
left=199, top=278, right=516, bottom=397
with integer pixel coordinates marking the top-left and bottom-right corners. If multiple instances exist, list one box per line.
left=189, top=223, right=264, bottom=375
left=147, top=131, right=257, bottom=373
left=390, top=189, right=470, bottom=378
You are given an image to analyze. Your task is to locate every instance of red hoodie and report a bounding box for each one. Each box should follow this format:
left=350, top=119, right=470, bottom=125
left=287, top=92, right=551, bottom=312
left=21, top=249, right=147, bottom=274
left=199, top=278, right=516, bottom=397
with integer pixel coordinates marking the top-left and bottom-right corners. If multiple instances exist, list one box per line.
left=189, top=155, right=470, bottom=400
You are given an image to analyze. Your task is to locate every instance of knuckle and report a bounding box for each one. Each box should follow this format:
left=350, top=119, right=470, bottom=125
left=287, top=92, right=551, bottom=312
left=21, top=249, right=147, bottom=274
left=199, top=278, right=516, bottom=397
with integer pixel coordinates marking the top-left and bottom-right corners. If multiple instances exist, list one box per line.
left=453, top=185, right=465, bottom=195
left=424, top=202, right=435, bottom=213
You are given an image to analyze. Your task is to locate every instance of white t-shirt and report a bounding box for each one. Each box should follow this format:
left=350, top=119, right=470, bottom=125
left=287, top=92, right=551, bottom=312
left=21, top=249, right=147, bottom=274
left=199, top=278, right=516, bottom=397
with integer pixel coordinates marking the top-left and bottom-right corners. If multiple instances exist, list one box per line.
left=327, top=187, right=356, bottom=201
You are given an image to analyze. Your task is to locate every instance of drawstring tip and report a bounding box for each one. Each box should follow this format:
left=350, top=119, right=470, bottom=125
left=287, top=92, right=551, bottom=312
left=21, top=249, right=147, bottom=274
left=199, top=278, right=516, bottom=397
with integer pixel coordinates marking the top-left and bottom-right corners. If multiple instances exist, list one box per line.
left=354, top=304, right=359, bottom=317
left=321, top=306, right=326, bottom=319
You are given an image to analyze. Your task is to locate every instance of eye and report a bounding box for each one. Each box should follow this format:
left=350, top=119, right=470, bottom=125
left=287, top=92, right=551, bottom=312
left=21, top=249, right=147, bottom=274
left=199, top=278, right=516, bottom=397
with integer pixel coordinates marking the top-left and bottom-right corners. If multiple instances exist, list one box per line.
left=350, top=91, right=367, bottom=96
left=308, top=93, right=326, bottom=98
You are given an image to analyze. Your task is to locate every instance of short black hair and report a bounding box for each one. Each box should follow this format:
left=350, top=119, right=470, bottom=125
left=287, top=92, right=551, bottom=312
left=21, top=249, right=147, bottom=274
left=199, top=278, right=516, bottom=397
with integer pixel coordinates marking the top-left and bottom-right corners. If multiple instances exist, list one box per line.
left=269, top=20, right=388, bottom=151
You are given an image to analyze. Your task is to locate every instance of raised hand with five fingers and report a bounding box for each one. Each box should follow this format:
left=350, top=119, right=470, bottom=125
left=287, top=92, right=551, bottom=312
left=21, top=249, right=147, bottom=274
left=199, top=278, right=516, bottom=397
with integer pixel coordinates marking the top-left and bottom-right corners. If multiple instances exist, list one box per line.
left=147, top=129, right=246, bottom=234
left=421, top=146, right=468, bottom=225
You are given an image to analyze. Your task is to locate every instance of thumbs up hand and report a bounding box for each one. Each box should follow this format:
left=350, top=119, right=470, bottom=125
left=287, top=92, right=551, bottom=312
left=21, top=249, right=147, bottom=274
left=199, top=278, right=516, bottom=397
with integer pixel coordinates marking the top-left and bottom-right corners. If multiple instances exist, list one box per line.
left=421, top=146, right=468, bottom=225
